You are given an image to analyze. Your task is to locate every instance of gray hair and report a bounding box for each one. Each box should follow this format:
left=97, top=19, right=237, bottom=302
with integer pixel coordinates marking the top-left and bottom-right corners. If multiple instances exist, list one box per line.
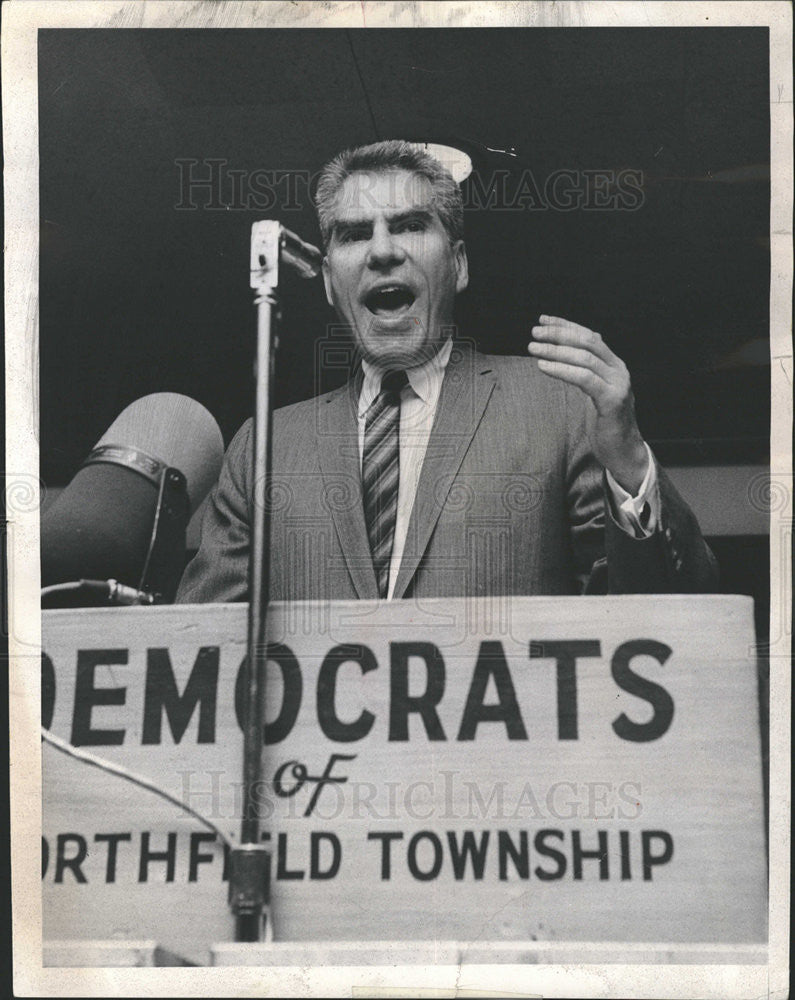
left=315, top=139, right=464, bottom=250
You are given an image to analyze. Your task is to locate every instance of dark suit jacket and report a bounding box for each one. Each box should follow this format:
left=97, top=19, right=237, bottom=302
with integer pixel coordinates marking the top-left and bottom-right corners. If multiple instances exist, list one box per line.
left=176, top=344, right=717, bottom=603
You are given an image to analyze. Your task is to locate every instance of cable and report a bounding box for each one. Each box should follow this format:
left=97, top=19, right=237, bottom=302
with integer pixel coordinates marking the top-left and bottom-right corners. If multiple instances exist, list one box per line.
left=40, top=582, right=90, bottom=598
left=345, top=30, right=380, bottom=140
left=41, top=726, right=231, bottom=847
left=41, top=580, right=155, bottom=605
left=42, top=728, right=276, bottom=939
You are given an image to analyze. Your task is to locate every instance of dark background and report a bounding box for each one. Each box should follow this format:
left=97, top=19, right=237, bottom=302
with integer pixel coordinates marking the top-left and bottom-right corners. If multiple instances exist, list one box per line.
left=39, top=27, right=770, bottom=478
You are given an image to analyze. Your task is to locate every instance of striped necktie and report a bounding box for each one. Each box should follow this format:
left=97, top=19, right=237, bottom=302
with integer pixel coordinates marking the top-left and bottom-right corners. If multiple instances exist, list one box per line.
left=362, top=369, right=409, bottom=599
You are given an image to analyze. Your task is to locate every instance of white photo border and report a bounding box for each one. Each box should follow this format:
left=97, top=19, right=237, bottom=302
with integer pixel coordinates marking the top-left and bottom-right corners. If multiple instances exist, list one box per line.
left=5, top=2, right=791, bottom=997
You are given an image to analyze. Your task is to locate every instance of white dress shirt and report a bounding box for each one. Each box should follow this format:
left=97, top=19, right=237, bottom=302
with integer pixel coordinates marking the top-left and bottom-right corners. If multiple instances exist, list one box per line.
left=358, top=339, right=659, bottom=598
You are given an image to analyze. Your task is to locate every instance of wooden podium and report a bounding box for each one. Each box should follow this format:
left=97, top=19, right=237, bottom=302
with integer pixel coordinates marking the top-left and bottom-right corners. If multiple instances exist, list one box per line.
left=41, top=596, right=767, bottom=967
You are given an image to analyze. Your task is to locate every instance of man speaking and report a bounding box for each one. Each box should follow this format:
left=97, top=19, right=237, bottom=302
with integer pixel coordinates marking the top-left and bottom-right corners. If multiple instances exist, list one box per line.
left=177, top=140, right=717, bottom=603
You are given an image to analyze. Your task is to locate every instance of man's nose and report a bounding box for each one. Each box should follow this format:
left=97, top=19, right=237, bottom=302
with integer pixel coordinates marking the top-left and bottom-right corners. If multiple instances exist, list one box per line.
left=366, top=224, right=405, bottom=269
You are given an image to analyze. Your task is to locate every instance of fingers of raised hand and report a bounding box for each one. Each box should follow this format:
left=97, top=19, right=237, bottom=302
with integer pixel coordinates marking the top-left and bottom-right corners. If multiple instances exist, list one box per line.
left=530, top=315, right=615, bottom=365
left=527, top=340, right=612, bottom=380
left=532, top=360, right=603, bottom=401
left=531, top=353, right=632, bottom=414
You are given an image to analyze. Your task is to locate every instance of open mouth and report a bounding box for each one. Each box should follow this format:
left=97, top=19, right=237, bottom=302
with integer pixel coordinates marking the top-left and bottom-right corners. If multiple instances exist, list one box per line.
left=364, top=285, right=416, bottom=317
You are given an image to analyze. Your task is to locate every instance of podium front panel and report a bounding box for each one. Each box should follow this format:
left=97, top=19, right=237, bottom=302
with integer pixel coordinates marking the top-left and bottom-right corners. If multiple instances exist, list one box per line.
left=41, top=596, right=767, bottom=966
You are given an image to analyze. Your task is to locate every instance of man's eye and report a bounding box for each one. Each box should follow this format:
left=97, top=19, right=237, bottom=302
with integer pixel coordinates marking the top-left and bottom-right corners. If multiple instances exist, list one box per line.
left=339, top=229, right=367, bottom=243
left=397, top=219, right=425, bottom=233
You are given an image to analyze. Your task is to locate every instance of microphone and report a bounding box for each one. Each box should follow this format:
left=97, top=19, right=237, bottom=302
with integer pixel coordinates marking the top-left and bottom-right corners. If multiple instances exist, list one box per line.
left=41, top=393, right=224, bottom=607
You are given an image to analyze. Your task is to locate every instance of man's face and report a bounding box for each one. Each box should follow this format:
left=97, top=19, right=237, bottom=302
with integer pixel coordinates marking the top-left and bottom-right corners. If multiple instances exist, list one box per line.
left=322, top=169, right=469, bottom=370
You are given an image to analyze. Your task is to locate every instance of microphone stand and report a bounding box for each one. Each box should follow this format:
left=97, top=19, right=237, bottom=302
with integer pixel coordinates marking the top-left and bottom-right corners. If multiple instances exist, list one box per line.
left=230, top=222, right=322, bottom=943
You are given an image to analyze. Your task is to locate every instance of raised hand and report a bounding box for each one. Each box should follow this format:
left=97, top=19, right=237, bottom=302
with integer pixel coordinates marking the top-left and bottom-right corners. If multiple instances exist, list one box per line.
left=528, top=315, right=648, bottom=494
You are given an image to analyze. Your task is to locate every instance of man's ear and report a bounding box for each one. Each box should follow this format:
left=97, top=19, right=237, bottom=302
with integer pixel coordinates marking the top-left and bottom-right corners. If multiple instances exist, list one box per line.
left=453, top=240, right=469, bottom=294
left=321, top=256, right=334, bottom=308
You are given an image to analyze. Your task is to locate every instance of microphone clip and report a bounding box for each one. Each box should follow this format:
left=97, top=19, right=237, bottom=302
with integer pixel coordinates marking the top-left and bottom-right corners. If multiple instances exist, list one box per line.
left=138, top=464, right=190, bottom=603
left=250, top=220, right=322, bottom=296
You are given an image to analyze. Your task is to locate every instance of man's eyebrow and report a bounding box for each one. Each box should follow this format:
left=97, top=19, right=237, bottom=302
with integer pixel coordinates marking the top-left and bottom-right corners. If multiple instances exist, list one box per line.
left=386, top=207, right=435, bottom=223
left=331, top=207, right=436, bottom=233
left=331, top=217, right=372, bottom=234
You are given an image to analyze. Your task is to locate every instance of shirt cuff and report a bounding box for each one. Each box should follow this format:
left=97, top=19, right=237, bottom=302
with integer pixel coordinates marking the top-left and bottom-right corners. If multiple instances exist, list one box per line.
left=605, top=442, right=659, bottom=537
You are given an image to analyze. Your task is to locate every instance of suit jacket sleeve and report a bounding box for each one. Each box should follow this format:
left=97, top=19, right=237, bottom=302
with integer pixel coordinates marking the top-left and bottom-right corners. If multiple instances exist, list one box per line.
left=560, top=381, right=719, bottom=594
left=175, top=420, right=253, bottom=604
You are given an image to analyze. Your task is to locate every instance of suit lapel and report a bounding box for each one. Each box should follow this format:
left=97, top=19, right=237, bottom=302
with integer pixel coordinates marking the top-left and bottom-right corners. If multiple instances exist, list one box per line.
left=392, top=344, right=497, bottom=599
left=315, top=375, right=380, bottom=599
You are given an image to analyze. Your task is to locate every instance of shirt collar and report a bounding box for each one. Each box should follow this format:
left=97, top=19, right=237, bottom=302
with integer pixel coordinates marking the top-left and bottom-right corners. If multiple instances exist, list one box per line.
left=358, top=337, right=454, bottom=417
